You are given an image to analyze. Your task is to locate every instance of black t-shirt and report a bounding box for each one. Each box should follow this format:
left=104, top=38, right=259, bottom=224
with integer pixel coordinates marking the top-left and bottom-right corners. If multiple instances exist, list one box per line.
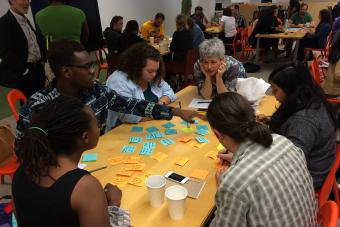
left=289, top=0, right=300, bottom=12
left=12, top=165, right=89, bottom=227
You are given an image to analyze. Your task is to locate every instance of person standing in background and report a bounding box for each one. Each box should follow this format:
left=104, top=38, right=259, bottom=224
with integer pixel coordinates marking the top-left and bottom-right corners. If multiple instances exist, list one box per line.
left=104, top=16, right=123, bottom=55
left=0, top=0, right=46, bottom=98
left=181, top=0, right=192, bottom=16
left=35, top=0, right=89, bottom=45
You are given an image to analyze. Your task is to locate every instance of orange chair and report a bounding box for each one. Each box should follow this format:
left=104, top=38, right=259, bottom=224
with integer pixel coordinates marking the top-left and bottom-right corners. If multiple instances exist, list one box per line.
left=7, top=89, right=26, bottom=121
left=0, top=125, right=19, bottom=184
left=224, top=28, right=243, bottom=58
left=309, top=56, right=322, bottom=85
left=304, top=32, right=332, bottom=62
left=95, top=48, right=109, bottom=79
left=318, top=201, right=338, bottom=227
left=239, top=28, right=264, bottom=62
left=316, top=144, right=340, bottom=216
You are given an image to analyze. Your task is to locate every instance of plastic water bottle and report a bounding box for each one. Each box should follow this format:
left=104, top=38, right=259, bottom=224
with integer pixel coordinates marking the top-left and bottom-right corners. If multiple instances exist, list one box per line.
left=284, top=19, right=289, bottom=33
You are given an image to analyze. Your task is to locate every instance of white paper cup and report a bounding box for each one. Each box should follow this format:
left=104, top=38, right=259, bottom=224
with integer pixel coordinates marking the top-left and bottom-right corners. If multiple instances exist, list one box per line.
left=165, top=185, right=188, bottom=220
left=146, top=175, right=166, bottom=207
left=149, top=37, right=154, bottom=45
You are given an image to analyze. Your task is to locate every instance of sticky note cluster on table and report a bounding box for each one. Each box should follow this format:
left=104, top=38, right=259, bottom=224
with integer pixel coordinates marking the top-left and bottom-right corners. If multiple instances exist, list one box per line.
left=82, top=153, right=98, bottom=162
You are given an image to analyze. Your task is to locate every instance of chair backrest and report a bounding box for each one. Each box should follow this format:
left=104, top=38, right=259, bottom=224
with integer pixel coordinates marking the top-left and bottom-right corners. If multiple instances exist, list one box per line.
left=107, top=54, right=121, bottom=76
left=241, top=28, right=251, bottom=50
left=7, top=89, right=26, bottom=121
left=323, top=32, right=332, bottom=58
left=0, top=125, right=15, bottom=167
left=95, top=48, right=108, bottom=66
left=319, top=201, right=338, bottom=227
left=183, top=48, right=199, bottom=75
left=318, top=144, right=340, bottom=209
left=310, top=56, right=321, bottom=85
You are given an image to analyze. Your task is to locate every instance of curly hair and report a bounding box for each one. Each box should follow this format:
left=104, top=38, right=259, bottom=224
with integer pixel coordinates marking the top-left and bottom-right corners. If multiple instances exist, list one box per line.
left=117, top=42, right=165, bottom=86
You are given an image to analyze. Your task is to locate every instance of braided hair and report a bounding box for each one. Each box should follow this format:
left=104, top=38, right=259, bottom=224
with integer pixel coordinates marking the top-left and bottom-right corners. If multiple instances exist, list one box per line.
left=207, top=92, right=273, bottom=148
left=19, top=96, right=92, bottom=179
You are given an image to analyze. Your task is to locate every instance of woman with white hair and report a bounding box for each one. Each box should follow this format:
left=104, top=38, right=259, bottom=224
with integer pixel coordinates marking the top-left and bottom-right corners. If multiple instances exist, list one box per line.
left=193, top=37, right=246, bottom=99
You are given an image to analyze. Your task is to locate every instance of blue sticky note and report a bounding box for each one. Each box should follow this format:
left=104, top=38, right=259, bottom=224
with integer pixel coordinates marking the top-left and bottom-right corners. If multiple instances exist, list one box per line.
left=129, top=136, right=142, bottom=143
left=162, top=122, right=176, bottom=128
left=146, top=126, right=159, bottom=133
left=165, top=129, right=177, bottom=135
left=151, top=132, right=164, bottom=138
left=160, top=138, right=174, bottom=146
left=181, top=120, right=199, bottom=126
left=195, top=130, right=209, bottom=136
left=143, top=142, right=156, bottom=149
left=131, top=126, right=143, bottom=132
left=145, top=134, right=154, bottom=140
left=139, top=147, right=153, bottom=155
left=82, top=153, right=98, bottom=162
left=196, top=125, right=209, bottom=131
left=121, top=145, right=136, bottom=153
left=195, top=136, right=209, bottom=143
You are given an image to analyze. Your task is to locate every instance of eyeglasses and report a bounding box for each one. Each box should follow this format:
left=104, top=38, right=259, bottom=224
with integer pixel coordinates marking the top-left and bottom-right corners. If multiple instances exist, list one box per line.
left=66, top=63, right=96, bottom=73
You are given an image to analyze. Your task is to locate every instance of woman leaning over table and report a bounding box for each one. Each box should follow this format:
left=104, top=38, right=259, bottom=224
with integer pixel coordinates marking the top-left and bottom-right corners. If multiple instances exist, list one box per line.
left=12, top=96, right=129, bottom=227
left=258, top=62, right=336, bottom=190
left=193, top=37, right=246, bottom=99
left=207, top=92, right=317, bottom=226
left=106, top=42, right=177, bottom=130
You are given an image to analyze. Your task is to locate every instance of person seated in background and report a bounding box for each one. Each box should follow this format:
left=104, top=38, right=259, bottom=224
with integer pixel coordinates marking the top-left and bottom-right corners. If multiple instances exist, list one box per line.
left=13, top=96, right=130, bottom=227
left=289, top=3, right=314, bottom=28
left=141, top=13, right=165, bottom=43
left=117, top=20, right=144, bottom=54
left=193, top=38, right=246, bottom=99
left=322, top=30, right=340, bottom=96
left=35, top=0, right=89, bottom=44
left=104, top=16, right=123, bottom=55
left=207, top=92, right=318, bottom=227
left=332, top=15, right=340, bottom=36
left=219, top=7, right=237, bottom=48
left=191, top=6, right=209, bottom=31
left=15, top=39, right=200, bottom=155
left=169, top=14, right=193, bottom=62
left=187, top=17, right=205, bottom=48
left=231, top=4, right=246, bottom=28
left=258, top=63, right=336, bottom=189
left=297, top=9, right=332, bottom=61
left=288, top=0, right=300, bottom=18
left=106, top=43, right=176, bottom=129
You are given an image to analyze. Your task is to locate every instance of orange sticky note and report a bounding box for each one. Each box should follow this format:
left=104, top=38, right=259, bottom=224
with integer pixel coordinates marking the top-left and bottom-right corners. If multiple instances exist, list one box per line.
left=205, top=150, right=218, bottom=160
left=190, top=169, right=209, bottom=180
left=108, top=156, right=124, bottom=165
left=179, top=136, right=193, bottom=143
left=111, top=176, right=129, bottom=187
left=175, top=157, right=190, bottom=166
left=128, top=175, right=146, bottom=187
left=116, top=170, right=133, bottom=177
left=123, top=156, right=141, bottom=164
left=123, top=163, right=145, bottom=171
left=151, top=152, right=169, bottom=162
left=189, top=141, right=206, bottom=148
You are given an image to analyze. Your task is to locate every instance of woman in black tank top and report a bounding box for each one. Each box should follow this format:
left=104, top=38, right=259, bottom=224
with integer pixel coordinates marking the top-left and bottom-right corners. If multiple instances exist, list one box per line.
left=12, top=96, right=130, bottom=227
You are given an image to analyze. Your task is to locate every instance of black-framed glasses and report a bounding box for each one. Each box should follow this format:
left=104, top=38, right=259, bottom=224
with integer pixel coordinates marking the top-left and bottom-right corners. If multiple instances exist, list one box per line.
left=66, top=62, right=96, bottom=73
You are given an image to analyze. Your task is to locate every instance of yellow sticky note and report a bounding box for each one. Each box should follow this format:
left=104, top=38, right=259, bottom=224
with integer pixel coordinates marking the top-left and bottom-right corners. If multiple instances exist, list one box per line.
left=190, top=169, right=209, bottom=180
left=116, top=170, right=133, bottom=177
left=123, top=156, right=141, bottom=164
left=128, top=175, right=146, bottom=187
left=181, top=127, right=195, bottom=133
left=111, top=176, right=129, bottom=187
left=189, top=141, right=206, bottom=148
left=175, top=157, right=190, bottom=166
left=205, top=150, right=218, bottom=160
left=179, top=136, right=193, bottom=143
left=123, top=163, right=145, bottom=171
left=151, top=152, right=169, bottom=162
left=108, top=156, right=124, bottom=165
left=217, top=143, right=226, bottom=152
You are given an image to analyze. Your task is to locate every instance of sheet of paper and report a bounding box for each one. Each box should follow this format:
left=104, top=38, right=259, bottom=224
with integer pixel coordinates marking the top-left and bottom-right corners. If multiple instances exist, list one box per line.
left=82, top=153, right=98, bottom=162
left=190, top=169, right=209, bottom=180
left=188, top=98, right=212, bottom=109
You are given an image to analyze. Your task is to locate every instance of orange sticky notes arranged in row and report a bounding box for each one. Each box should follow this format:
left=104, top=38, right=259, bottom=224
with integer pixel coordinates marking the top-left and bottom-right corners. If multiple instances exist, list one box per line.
left=122, top=163, right=145, bottom=171
left=189, top=141, right=206, bottom=149
left=116, top=170, right=133, bottom=177
left=111, top=176, right=129, bottom=187
left=108, top=156, right=124, bottom=165
left=205, top=150, right=218, bottom=160
left=129, top=175, right=146, bottom=187
left=123, top=156, right=141, bottom=164
left=179, top=136, right=193, bottom=143
left=190, top=169, right=209, bottom=180
left=175, top=157, right=190, bottom=166
left=151, top=152, right=169, bottom=162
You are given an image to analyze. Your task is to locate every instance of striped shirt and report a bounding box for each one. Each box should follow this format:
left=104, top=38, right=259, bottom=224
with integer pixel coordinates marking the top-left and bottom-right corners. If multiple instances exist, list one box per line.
left=210, top=134, right=318, bottom=227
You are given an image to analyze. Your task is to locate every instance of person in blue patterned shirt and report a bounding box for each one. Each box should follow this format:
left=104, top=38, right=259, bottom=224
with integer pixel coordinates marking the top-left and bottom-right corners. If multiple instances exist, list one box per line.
left=15, top=39, right=201, bottom=155
left=193, top=38, right=246, bottom=99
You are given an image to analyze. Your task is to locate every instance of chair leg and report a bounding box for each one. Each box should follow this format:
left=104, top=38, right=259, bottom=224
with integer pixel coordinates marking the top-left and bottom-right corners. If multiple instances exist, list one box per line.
left=332, top=181, right=340, bottom=217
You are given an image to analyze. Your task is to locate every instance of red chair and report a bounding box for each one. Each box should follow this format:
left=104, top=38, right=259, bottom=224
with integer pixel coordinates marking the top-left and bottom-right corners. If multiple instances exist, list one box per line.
left=304, top=32, right=332, bottom=62
left=7, top=89, right=26, bottom=121
left=95, top=48, right=109, bottom=79
left=310, top=56, right=322, bottom=85
left=315, top=144, right=340, bottom=216
left=239, top=28, right=264, bottom=62
left=318, top=201, right=338, bottom=227
left=224, top=28, right=243, bottom=58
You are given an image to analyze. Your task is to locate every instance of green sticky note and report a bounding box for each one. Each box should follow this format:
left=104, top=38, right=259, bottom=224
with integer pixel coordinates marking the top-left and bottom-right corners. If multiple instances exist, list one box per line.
left=181, top=127, right=195, bottom=133
left=82, top=153, right=98, bottom=162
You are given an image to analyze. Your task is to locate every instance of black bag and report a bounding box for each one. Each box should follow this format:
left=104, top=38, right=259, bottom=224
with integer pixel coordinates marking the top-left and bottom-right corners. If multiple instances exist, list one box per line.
left=243, top=62, right=261, bottom=73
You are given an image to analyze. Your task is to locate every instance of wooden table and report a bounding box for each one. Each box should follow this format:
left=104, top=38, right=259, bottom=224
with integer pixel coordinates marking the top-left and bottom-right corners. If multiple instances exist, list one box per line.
left=205, top=26, right=222, bottom=37
left=255, top=29, right=307, bottom=63
left=84, top=86, right=277, bottom=227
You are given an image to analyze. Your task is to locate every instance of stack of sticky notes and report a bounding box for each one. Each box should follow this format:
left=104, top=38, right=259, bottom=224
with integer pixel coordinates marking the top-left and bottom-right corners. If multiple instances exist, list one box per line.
left=82, top=153, right=98, bottom=162
left=139, top=142, right=156, bottom=155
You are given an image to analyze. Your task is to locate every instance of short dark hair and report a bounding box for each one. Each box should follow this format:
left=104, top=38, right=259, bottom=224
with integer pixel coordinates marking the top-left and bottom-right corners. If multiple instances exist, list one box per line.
left=20, top=96, right=92, bottom=178
left=47, top=39, right=85, bottom=79
left=118, top=42, right=165, bottom=86
left=300, top=3, right=308, bottom=9
left=155, top=13, right=165, bottom=20
left=319, top=9, right=332, bottom=25
left=110, top=16, right=123, bottom=29
left=195, top=6, right=203, bottom=12
left=234, top=4, right=240, bottom=10
left=207, top=93, right=273, bottom=148
left=223, top=7, right=233, bottom=16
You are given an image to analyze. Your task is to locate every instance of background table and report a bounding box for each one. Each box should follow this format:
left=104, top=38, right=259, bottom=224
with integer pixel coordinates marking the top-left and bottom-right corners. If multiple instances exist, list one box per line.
left=84, top=86, right=277, bottom=227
